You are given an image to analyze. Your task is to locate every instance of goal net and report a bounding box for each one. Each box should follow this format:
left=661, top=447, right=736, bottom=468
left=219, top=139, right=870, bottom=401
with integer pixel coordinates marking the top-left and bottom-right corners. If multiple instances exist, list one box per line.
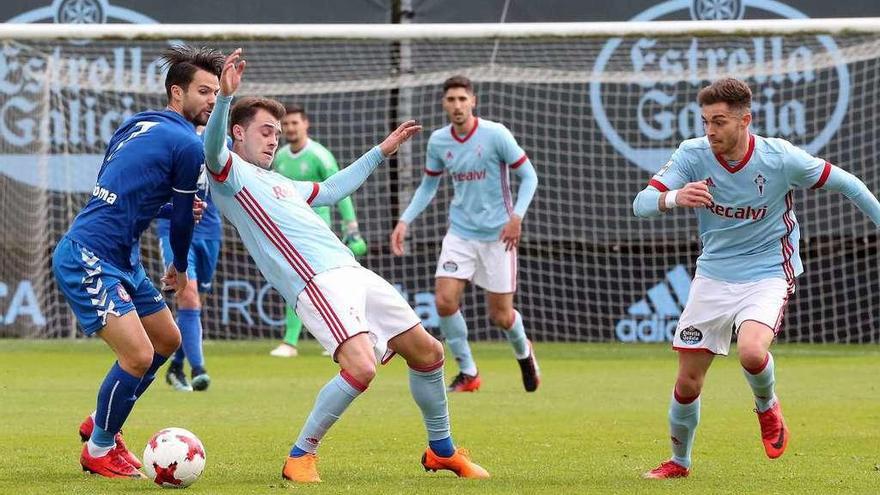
left=2, top=20, right=879, bottom=343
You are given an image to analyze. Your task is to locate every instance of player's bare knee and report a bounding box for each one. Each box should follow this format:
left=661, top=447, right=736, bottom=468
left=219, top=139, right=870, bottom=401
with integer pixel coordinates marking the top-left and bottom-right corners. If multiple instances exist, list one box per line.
left=424, top=337, right=444, bottom=364
left=122, top=347, right=155, bottom=377
left=738, top=346, right=767, bottom=371
left=346, top=360, right=377, bottom=386
left=489, top=308, right=514, bottom=329
left=177, top=287, right=201, bottom=309
left=435, top=296, right=459, bottom=317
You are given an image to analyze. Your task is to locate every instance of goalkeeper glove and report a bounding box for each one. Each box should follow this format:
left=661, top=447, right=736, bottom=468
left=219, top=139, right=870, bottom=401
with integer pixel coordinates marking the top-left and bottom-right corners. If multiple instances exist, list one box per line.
left=342, top=221, right=368, bottom=257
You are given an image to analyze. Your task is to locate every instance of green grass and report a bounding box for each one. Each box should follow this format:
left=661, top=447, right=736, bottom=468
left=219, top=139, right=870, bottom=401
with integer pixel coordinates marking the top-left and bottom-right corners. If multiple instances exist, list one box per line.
left=1, top=340, right=878, bottom=494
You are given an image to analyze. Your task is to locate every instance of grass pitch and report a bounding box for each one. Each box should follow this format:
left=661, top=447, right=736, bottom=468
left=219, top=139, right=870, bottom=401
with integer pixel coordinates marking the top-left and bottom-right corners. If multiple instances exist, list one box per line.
left=0, top=340, right=877, bottom=494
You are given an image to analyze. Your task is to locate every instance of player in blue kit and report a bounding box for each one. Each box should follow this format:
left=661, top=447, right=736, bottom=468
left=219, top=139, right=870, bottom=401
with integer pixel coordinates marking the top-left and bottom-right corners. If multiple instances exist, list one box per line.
left=633, top=78, right=880, bottom=479
left=204, top=49, right=488, bottom=483
left=51, top=45, right=224, bottom=479
left=156, top=166, right=221, bottom=392
left=390, top=75, right=540, bottom=393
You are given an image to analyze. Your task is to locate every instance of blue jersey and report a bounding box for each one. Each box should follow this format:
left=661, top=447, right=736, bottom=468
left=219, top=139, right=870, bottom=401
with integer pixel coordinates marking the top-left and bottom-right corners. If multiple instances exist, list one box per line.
left=155, top=179, right=223, bottom=241
left=647, top=134, right=830, bottom=285
left=425, top=118, right=528, bottom=241
left=65, top=110, right=203, bottom=270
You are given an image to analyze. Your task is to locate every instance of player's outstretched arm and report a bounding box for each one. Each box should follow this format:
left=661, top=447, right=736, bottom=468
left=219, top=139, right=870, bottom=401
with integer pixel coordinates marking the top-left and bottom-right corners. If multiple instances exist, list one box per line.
left=390, top=173, right=442, bottom=256
left=819, top=166, right=880, bottom=225
left=309, top=121, right=421, bottom=207
left=204, top=49, right=245, bottom=174
left=633, top=181, right=712, bottom=217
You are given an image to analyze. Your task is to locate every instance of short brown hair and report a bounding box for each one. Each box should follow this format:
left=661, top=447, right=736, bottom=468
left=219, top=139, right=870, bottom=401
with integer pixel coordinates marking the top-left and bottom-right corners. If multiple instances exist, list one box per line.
left=229, top=97, right=286, bottom=133
left=697, top=78, right=752, bottom=112
left=284, top=103, right=308, bottom=120
left=443, top=75, right=473, bottom=94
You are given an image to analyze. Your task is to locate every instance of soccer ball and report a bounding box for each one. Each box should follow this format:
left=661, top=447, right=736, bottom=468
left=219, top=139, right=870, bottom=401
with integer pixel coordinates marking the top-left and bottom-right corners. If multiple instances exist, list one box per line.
left=143, top=427, right=206, bottom=488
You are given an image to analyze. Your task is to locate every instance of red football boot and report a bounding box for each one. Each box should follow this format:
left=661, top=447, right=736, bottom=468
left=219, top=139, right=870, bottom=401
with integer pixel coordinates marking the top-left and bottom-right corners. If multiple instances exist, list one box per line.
left=756, top=400, right=789, bottom=459
left=80, top=444, right=145, bottom=479
left=79, top=414, right=143, bottom=469
left=643, top=460, right=690, bottom=479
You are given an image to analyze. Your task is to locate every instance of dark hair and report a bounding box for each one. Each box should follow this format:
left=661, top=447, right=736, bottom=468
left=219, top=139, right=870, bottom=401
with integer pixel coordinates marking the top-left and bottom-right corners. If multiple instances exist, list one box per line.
left=697, top=77, right=752, bottom=112
left=442, top=75, right=474, bottom=94
left=160, top=45, right=225, bottom=100
left=230, top=97, right=286, bottom=133
left=284, top=103, right=308, bottom=120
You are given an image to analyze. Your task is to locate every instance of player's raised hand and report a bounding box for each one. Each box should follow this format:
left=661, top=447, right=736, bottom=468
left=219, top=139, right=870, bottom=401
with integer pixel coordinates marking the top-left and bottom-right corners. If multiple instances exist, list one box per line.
left=380, top=120, right=422, bottom=156
left=672, top=181, right=713, bottom=208
left=390, top=221, right=408, bottom=256
left=499, top=214, right=522, bottom=251
left=219, top=48, right=246, bottom=96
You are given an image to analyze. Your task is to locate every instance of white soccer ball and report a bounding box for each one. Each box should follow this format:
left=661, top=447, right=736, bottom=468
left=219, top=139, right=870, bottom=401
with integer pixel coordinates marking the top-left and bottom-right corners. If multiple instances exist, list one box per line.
left=143, top=427, right=206, bottom=488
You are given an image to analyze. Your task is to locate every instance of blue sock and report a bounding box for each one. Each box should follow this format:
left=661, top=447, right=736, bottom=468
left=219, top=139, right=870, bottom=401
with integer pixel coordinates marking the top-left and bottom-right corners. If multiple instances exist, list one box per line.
left=503, top=310, right=529, bottom=359
left=92, top=362, right=142, bottom=446
left=669, top=392, right=700, bottom=469
left=439, top=311, right=477, bottom=376
left=409, top=362, right=454, bottom=457
left=743, top=352, right=776, bottom=412
left=172, top=346, right=185, bottom=367
left=289, top=372, right=364, bottom=456
left=134, top=352, right=169, bottom=399
left=178, top=309, right=205, bottom=372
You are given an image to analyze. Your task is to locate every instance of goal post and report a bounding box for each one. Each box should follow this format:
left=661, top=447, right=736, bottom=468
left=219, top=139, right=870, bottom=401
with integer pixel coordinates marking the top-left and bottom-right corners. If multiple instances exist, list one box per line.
left=2, top=18, right=879, bottom=343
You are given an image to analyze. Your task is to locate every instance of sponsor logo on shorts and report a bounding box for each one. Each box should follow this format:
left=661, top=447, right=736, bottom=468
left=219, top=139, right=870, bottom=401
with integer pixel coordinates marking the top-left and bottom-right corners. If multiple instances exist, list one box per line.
left=153, top=294, right=164, bottom=303
left=679, top=326, right=703, bottom=345
left=116, top=285, right=131, bottom=302
left=442, top=261, right=459, bottom=273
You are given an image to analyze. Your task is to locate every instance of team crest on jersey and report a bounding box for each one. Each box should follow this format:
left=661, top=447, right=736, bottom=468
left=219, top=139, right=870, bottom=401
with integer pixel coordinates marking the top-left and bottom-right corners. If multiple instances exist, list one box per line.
left=445, top=150, right=454, bottom=161
left=704, top=177, right=716, bottom=188
left=116, top=285, right=131, bottom=303
left=442, top=261, right=459, bottom=273
left=754, top=174, right=767, bottom=196
left=476, top=144, right=483, bottom=158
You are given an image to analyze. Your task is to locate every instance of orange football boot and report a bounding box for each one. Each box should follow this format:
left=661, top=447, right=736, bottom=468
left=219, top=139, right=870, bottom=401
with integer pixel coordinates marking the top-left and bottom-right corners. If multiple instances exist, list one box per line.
left=282, top=453, right=322, bottom=483
left=421, top=447, right=489, bottom=479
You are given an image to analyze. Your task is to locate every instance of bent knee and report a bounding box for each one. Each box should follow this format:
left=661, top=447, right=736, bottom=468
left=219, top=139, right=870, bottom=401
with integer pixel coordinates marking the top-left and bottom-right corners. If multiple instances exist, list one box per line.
left=489, top=310, right=515, bottom=329
left=122, top=347, right=155, bottom=377
left=435, top=296, right=459, bottom=317
left=344, top=360, right=377, bottom=387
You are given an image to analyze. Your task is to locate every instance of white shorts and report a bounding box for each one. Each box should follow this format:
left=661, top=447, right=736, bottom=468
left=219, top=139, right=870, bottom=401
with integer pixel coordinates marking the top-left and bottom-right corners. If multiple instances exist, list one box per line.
left=296, top=266, right=421, bottom=363
left=674, top=275, right=792, bottom=355
left=434, top=232, right=517, bottom=293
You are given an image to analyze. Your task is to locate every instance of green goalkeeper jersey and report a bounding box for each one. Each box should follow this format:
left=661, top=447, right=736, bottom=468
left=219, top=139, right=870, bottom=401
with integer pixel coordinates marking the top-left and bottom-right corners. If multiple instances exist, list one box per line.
left=272, top=138, right=358, bottom=230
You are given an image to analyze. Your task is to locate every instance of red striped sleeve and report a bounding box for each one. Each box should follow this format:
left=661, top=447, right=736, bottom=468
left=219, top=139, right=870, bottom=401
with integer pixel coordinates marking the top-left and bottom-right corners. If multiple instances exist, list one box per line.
left=510, top=154, right=528, bottom=169
left=306, top=183, right=320, bottom=204
left=208, top=155, right=233, bottom=183
left=648, top=178, right=669, bottom=192
left=810, top=162, right=833, bottom=189
left=424, top=168, right=443, bottom=177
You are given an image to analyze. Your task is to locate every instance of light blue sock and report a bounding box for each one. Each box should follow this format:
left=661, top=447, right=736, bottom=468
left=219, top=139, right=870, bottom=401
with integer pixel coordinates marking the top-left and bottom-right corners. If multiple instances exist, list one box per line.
left=503, top=310, right=529, bottom=359
left=669, top=392, right=700, bottom=469
left=439, top=311, right=477, bottom=376
left=408, top=362, right=454, bottom=456
left=92, top=362, right=142, bottom=447
left=134, top=352, right=169, bottom=398
left=743, top=352, right=776, bottom=412
left=290, top=372, right=364, bottom=456
left=178, top=309, right=205, bottom=373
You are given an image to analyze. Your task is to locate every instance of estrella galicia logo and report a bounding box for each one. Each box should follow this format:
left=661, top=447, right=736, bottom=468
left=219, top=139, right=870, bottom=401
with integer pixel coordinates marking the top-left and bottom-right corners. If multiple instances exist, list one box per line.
left=679, top=326, right=703, bottom=345
left=442, top=261, right=459, bottom=273
left=616, top=265, right=691, bottom=342
left=1, top=1, right=160, bottom=193
left=591, top=0, right=850, bottom=173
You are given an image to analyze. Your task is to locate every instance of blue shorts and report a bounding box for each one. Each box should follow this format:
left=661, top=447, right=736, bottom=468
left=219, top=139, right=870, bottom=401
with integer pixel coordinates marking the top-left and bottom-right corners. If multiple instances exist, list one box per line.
left=158, top=235, right=221, bottom=293
left=52, top=236, right=166, bottom=336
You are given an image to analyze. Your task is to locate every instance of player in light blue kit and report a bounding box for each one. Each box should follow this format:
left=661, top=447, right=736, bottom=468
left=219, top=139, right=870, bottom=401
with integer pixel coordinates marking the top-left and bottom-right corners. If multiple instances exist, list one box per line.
left=156, top=165, right=221, bottom=392
left=390, top=75, right=540, bottom=393
left=634, top=78, right=880, bottom=479
left=204, top=49, right=489, bottom=483
left=51, top=46, right=224, bottom=479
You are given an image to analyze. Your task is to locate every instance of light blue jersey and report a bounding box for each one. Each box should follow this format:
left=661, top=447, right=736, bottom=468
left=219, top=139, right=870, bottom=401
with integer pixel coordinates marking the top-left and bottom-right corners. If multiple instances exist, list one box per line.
left=203, top=95, right=387, bottom=308
left=422, top=118, right=528, bottom=241
left=643, top=134, right=830, bottom=285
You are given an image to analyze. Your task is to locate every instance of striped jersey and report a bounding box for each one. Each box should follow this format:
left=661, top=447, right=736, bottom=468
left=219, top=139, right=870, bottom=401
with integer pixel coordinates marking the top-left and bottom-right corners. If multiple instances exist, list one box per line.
left=647, top=134, right=831, bottom=285
left=425, top=118, right=528, bottom=241
left=207, top=153, right=359, bottom=306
